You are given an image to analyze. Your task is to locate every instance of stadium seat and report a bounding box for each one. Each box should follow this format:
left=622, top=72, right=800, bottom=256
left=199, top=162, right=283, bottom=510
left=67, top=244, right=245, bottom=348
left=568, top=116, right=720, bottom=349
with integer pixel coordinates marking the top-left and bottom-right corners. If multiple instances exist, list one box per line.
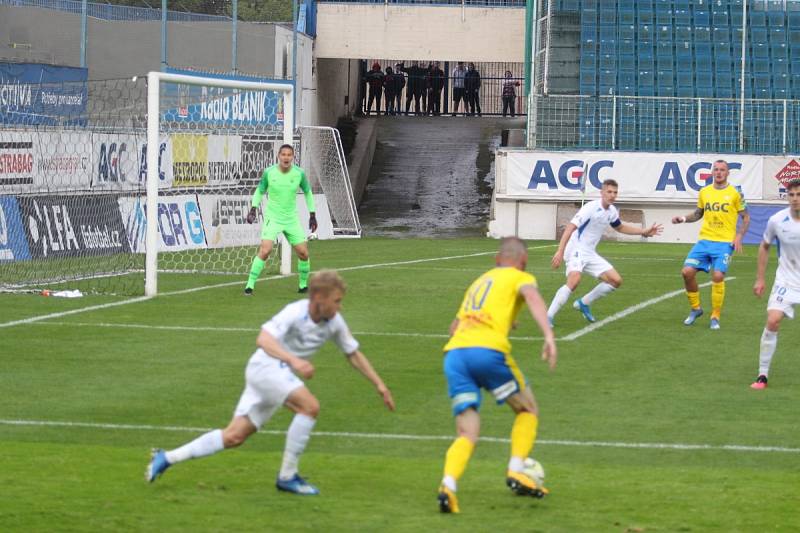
left=639, top=24, right=653, bottom=41
left=750, top=11, right=767, bottom=28
left=599, top=8, right=616, bottom=25
left=639, top=51, right=655, bottom=71
left=619, top=25, right=636, bottom=41
left=694, top=42, right=712, bottom=57
left=657, top=41, right=673, bottom=59
left=695, top=55, right=712, bottom=72
left=676, top=85, right=694, bottom=97
left=695, top=26, right=711, bottom=42
left=619, top=54, right=636, bottom=71
left=619, top=71, right=637, bottom=87
left=676, top=40, right=693, bottom=61
left=712, top=9, right=729, bottom=27
left=753, top=43, right=769, bottom=59
left=599, top=24, right=616, bottom=40
left=694, top=10, right=710, bottom=26
left=619, top=7, right=635, bottom=25
left=638, top=8, right=654, bottom=26
left=753, top=58, right=770, bottom=74
left=619, top=39, right=636, bottom=56
left=599, top=54, right=616, bottom=70
left=770, top=27, right=787, bottom=44
left=773, top=57, right=789, bottom=76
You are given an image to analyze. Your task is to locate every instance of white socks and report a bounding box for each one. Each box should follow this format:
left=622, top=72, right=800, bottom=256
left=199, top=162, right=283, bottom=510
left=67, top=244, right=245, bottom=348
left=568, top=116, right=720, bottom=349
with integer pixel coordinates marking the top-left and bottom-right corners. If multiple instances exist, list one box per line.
left=582, top=282, right=616, bottom=306
left=279, top=414, right=317, bottom=480
left=442, top=475, right=457, bottom=492
left=507, top=456, right=525, bottom=473
left=759, top=328, right=778, bottom=376
left=548, top=285, right=573, bottom=318
left=165, top=429, right=224, bottom=464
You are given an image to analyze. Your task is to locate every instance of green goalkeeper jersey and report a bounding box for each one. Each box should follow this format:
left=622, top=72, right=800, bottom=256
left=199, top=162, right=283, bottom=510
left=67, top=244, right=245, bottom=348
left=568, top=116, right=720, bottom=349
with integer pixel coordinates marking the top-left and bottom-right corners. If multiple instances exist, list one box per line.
left=251, top=164, right=315, bottom=224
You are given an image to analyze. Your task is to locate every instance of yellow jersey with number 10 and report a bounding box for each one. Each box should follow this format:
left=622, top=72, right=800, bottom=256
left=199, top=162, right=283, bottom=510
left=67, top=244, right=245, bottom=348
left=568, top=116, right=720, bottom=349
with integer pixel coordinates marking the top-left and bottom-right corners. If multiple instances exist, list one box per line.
left=697, top=183, right=747, bottom=242
left=443, top=267, right=538, bottom=355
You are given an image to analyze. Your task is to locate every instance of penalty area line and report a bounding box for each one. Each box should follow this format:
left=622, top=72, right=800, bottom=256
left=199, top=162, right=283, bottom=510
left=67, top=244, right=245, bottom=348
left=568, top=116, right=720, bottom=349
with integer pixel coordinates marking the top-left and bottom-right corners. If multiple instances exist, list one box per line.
left=0, top=244, right=557, bottom=330
left=561, top=278, right=735, bottom=341
left=0, top=418, right=797, bottom=454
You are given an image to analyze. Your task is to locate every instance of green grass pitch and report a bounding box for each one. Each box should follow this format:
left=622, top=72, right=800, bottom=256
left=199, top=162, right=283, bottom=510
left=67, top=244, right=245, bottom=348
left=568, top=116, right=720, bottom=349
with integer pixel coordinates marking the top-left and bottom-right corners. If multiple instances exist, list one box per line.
left=1, top=237, right=798, bottom=531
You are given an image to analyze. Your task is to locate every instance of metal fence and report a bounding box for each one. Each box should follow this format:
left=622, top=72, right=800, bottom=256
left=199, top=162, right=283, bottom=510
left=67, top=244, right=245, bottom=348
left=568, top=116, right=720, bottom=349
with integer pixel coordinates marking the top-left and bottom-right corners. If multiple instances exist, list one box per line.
left=528, top=94, right=800, bottom=155
left=317, top=0, right=525, bottom=7
left=361, top=60, right=527, bottom=117
left=0, top=0, right=232, bottom=21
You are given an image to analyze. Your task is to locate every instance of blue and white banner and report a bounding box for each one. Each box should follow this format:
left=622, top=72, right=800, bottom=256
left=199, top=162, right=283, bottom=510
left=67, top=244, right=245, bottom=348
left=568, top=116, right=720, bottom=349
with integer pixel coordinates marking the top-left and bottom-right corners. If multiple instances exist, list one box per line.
left=118, top=194, right=207, bottom=253
left=17, top=194, right=130, bottom=259
left=162, top=68, right=287, bottom=127
left=502, top=151, right=763, bottom=201
left=0, top=62, right=88, bottom=126
left=0, top=196, right=31, bottom=262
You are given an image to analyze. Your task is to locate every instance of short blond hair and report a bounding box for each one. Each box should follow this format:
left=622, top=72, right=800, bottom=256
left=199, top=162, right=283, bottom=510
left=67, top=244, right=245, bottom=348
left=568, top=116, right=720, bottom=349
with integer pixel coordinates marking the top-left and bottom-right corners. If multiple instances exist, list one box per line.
left=498, top=236, right=527, bottom=261
left=308, top=270, right=347, bottom=295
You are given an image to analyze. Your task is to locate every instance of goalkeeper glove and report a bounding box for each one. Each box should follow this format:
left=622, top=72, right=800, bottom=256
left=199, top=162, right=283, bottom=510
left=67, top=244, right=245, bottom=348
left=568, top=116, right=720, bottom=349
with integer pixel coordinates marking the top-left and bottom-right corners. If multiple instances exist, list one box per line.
left=246, top=207, right=258, bottom=224
left=309, top=212, right=318, bottom=232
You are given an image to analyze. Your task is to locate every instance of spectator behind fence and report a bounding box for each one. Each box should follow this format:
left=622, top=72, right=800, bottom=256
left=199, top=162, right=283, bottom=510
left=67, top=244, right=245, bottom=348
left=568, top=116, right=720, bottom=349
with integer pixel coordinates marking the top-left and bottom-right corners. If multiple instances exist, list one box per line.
left=464, top=62, right=481, bottom=117
left=451, top=61, right=467, bottom=116
left=502, top=70, right=521, bottom=117
left=399, top=61, right=427, bottom=116
left=384, top=66, right=397, bottom=116
left=393, top=64, right=406, bottom=115
left=427, top=61, right=445, bottom=116
left=365, top=62, right=384, bottom=116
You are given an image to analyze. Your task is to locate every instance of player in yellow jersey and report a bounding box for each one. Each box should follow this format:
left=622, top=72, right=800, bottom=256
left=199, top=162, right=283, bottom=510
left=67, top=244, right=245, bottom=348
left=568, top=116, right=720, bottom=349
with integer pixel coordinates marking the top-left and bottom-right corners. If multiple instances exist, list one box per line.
left=437, top=237, right=557, bottom=514
left=672, top=160, right=750, bottom=329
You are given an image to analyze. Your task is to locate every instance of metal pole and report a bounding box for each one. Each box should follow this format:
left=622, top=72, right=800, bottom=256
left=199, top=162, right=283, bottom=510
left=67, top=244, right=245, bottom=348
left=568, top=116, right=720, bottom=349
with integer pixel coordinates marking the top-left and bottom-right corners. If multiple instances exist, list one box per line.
left=161, top=0, right=167, bottom=69
left=697, top=98, right=702, bottom=151
left=80, top=0, right=87, bottom=68
left=524, top=0, right=533, bottom=98
left=526, top=0, right=539, bottom=147
left=611, top=95, right=617, bottom=149
left=292, top=0, right=299, bottom=130
left=145, top=72, right=160, bottom=297
left=738, top=0, right=748, bottom=151
left=232, top=0, right=238, bottom=73
left=783, top=99, right=788, bottom=154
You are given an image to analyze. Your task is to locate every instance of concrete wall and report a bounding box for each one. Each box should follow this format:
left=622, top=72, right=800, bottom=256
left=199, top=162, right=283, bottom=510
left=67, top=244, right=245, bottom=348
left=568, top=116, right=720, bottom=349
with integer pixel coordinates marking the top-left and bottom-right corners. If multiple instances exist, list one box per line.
left=1, top=6, right=285, bottom=80
left=311, top=58, right=361, bottom=127
left=316, top=4, right=525, bottom=62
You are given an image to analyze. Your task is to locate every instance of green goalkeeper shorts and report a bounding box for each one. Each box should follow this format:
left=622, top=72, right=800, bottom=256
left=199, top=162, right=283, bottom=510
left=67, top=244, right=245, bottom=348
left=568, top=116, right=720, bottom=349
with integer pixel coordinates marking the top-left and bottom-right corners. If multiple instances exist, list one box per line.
left=260, top=218, right=307, bottom=246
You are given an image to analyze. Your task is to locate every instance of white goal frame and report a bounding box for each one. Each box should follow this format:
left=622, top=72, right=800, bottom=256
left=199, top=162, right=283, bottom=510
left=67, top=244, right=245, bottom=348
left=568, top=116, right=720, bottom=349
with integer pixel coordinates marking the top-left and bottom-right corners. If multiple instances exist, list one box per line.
left=145, top=71, right=294, bottom=296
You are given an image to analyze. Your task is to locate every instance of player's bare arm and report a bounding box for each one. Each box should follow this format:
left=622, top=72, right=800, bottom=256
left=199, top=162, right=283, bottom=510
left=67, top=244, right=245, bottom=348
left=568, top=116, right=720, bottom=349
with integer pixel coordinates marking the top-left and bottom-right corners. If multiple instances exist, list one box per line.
left=551, top=223, right=577, bottom=269
left=672, top=207, right=704, bottom=224
left=615, top=222, right=664, bottom=237
left=753, top=240, right=771, bottom=297
left=346, top=350, right=396, bottom=411
left=520, top=285, right=557, bottom=370
left=448, top=318, right=459, bottom=336
left=733, top=210, right=750, bottom=253
left=256, top=329, right=315, bottom=379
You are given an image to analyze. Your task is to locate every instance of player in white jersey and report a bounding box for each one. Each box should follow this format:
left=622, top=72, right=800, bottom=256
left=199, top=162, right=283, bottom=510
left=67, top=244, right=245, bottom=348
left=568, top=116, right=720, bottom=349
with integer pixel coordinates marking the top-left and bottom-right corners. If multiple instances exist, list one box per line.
left=548, top=179, right=663, bottom=324
left=145, top=270, right=395, bottom=494
left=750, top=180, right=800, bottom=389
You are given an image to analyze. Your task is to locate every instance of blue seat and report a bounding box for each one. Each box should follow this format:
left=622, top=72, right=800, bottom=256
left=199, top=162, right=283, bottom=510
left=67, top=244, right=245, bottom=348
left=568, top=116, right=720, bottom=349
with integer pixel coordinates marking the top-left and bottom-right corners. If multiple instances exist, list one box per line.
left=617, top=6, right=636, bottom=25
left=619, top=39, right=636, bottom=56
left=639, top=24, right=653, bottom=41
left=696, top=71, right=713, bottom=88
left=789, top=29, right=800, bottom=47
left=774, top=73, right=790, bottom=90
left=695, top=27, right=711, bottom=42
left=619, top=71, right=636, bottom=86
left=750, top=11, right=767, bottom=27
left=677, top=70, right=693, bottom=87
left=712, top=10, right=729, bottom=27
left=619, top=54, right=636, bottom=71
left=695, top=42, right=712, bottom=57
left=638, top=9, right=654, bottom=26
left=753, top=43, right=769, bottom=59
left=599, top=8, right=616, bottom=25
left=772, top=43, right=788, bottom=59
left=580, top=52, right=597, bottom=70
left=768, top=10, right=785, bottom=28
left=695, top=55, right=712, bottom=72
left=599, top=24, right=616, bottom=40
left=656, top=8, right=672, bottom=25
left=715, top=85, right=735, bottom=98
left=753, top=58, right=770, bottom=74
left=599, top=53, right=615, bottom=69
left=560, top=0, right=580, bottom=11
left=676, top=85, right=694, bottom=97
left=773, top=57, right=790, bottom=75
left=770, top=27, right=787, bottom=44
left=751, top=27, right=768, bottom=43
left=695, top=10, right=710, bottom=25
left=676, top=40, right=693, bottom=60
left=619, top=24, right=635, bottom=40
left=657, top=56, right=675, bottom=71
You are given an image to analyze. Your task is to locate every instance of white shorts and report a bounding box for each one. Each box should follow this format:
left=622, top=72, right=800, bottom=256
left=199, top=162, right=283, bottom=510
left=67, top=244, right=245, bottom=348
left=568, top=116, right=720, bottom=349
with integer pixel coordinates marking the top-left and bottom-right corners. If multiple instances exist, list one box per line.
left=565, top=246, right=614, bottom=278
left=767, top=280, right=800, bottom=319
left=233, top=352, right=305, bottom=428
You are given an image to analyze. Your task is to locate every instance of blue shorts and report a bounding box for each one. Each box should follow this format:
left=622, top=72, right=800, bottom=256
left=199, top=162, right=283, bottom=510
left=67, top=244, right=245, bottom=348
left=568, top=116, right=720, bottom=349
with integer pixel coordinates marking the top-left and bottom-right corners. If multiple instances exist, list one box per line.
left=443, top=347, right=526, bottom=416
left=683, top=240, right=734, bottom=273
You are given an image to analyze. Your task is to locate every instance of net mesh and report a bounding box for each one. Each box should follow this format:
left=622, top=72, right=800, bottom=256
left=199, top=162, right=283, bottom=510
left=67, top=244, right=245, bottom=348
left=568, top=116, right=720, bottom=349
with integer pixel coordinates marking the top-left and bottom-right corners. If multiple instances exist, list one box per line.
left=0, top=76, right=289, bottom=295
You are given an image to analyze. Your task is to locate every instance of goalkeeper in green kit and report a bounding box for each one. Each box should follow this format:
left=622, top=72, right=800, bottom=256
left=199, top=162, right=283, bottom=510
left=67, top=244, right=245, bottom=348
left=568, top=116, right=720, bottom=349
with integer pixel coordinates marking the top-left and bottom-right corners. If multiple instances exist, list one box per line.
left=244, top=144, right=317, bottom=295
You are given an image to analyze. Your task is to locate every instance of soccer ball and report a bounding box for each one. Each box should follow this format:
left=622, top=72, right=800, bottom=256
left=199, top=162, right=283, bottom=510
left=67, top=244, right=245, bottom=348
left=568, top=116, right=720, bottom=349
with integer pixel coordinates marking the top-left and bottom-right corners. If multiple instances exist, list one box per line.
left=523, top=458, right=545, bottom=487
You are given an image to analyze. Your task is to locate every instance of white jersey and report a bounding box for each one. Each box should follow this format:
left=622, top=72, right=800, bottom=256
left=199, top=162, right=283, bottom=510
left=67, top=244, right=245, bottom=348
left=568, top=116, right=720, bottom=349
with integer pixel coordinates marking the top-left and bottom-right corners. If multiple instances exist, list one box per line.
left=566, top=199, right=621, bottom=252
left=258, top=299, right=359, bottom=360
left=763, top=208, right=800, bottom=289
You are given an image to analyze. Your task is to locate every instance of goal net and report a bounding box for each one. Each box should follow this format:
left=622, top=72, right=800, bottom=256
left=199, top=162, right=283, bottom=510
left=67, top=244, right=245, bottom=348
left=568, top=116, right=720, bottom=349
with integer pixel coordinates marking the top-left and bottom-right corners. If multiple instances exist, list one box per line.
left=0, top=73, right=293, bottom=295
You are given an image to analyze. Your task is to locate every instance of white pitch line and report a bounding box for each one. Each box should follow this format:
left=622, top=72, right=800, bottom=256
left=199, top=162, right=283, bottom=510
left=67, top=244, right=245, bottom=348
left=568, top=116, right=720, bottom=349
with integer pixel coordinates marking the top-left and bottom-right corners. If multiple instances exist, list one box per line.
left=31, top=321, right=544, bottom=341
left=0, top=245, right=556, bottom=330
left=561, top=278, right=735, bottom=341
left=1, top=419, right=797, bottom=454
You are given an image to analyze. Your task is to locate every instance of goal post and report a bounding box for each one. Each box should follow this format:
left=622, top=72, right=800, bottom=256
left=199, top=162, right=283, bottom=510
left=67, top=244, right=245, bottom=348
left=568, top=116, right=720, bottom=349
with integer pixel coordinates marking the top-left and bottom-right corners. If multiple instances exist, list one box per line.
left=144, top=71, right=294, bottom=296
